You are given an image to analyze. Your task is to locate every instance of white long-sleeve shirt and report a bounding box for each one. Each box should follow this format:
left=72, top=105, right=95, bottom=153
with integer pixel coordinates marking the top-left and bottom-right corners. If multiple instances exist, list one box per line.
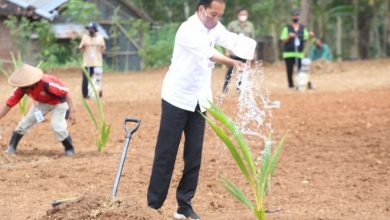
left=161, top=13, right=239, bottom=112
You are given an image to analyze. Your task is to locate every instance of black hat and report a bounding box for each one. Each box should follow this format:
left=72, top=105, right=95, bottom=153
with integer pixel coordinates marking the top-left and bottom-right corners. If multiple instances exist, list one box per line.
left=85, top=22, right=98, bottom=31
left=291, top=9, right=300, bottom=16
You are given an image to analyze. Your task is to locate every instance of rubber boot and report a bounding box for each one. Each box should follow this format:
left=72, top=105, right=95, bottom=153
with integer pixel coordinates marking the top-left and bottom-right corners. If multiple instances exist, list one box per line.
left=6, top=131, right=23, bottom=154
left=222, top=81, right=229, bottom=93
left=62, top=136, right=75, bottom=156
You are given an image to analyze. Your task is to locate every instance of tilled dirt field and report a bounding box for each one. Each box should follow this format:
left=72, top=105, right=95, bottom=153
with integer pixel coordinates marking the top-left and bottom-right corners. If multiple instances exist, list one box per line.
left=0, top=59, right=389, bottom=220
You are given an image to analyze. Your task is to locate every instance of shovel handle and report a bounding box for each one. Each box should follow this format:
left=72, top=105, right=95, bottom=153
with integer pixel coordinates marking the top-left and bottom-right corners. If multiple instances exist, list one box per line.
left=111, top=117, right=141, bottom=198
left=124, top=118, right=141, bottom=136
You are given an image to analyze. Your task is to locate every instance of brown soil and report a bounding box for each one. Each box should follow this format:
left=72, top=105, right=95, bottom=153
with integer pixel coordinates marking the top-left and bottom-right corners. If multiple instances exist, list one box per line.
left=41, top=194, right=170, bottom=220
left=0, top=59, right=389, bottom=220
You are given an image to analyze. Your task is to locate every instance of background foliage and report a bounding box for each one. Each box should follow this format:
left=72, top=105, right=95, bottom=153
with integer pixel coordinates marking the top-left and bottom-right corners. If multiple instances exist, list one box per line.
left=131, top=0, right=390, bottom=64
left=4, top=0, right=390, bottom=68
left=4, top=0, right=98, bottom=68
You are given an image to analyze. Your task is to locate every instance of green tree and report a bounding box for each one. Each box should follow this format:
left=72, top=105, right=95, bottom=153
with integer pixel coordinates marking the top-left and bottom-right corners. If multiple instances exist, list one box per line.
left=129, top=0, right=390, bottom=62
left=4, top=16, right=35, bottom=62
left=62, top=0, right=99, bottom=24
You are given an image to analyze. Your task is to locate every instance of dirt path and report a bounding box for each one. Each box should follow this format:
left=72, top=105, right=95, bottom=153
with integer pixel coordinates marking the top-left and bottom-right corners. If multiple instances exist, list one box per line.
left=0, top=59, right=389, bottom=219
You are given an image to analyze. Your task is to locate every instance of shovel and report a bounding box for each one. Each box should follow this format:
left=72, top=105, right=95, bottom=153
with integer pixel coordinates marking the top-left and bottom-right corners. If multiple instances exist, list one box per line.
left=111, top=117, right=141, bottom=198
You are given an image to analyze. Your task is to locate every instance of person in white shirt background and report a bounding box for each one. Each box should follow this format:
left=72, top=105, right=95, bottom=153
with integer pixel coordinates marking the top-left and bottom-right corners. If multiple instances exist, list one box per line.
left=79, top=22, right=106, bottom=98
left=147, top=0, right=250, bottom=219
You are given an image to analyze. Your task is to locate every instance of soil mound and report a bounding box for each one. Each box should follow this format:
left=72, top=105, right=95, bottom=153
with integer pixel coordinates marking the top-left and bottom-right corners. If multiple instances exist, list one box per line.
left=41, top=194, right=169, bottom=220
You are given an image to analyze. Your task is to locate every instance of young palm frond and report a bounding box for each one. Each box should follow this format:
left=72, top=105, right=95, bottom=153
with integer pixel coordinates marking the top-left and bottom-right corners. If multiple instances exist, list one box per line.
left=204, top=102, right=287, bottom=220
left=80, top=67, right=111, bottom=153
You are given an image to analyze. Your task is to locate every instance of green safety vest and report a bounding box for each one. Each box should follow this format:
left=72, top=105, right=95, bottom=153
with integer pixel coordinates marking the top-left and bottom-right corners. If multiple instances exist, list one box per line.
left=280, top=24, right=309, bottom=58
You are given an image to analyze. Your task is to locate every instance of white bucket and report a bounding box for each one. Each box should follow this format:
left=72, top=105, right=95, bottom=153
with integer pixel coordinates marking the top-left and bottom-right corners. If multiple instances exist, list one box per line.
left=302, top=58, right=311, bottom=65
left=297, top=71, right=309, bottom=91
left=231, top=35, right=257, bottom=60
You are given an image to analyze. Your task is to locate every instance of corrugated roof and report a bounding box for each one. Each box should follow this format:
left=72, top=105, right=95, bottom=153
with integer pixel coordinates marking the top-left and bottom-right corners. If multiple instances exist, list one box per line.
left=52, top=22, right=109, bottom=39
left=23, top=0, right=67, bottom=12
left=5, top=0, right=67, bottom=20
left=31, top=22, right=109, bottom=39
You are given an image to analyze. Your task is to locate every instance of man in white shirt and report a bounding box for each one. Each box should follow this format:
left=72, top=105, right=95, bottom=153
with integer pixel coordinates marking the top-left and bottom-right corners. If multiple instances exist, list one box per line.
left=79, top=22, right=106, bottom=98
left=147, top=1, right=246, bottom=219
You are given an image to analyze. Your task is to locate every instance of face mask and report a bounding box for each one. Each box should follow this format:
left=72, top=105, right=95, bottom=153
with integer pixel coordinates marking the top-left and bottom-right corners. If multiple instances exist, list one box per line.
left=292, top=18, right=299, bottom=23
left=238, top=15, right=248, bottom=22
left=89, top=30, right=96, bottom=37
left=201, top=7, right=218, bottom=29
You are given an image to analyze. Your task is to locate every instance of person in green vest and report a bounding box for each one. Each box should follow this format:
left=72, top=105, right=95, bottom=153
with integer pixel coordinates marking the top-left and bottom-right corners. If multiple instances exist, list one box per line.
left=310, top=38, right=333, bottom=61
left=280, top=9, right=310, bottom=89
left=222, top=7, right=255, bottom=93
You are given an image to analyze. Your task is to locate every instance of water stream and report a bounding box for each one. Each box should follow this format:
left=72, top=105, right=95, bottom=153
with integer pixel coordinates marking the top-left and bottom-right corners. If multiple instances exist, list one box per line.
left=215, top=60, right=281, bottom=211
left=217, top=60, right=280, bottom=145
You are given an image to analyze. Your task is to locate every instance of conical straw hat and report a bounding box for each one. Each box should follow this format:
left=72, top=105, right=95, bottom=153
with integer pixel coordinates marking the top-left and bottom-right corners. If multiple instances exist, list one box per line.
left=8, top=64, right=43, bottom=87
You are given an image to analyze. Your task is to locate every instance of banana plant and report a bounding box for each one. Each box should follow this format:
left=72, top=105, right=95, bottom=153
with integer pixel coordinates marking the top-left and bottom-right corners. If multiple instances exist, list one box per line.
left=204, top=102, right=287, bottom=220
left=80, top=67, right=111, bottom=153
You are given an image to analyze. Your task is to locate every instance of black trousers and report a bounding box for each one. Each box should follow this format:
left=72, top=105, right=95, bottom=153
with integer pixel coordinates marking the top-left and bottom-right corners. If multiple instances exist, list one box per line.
left=222, top=55, right=246, bottom=93
left=284, top=58, right=302, bottom=88
left=82, top=67, right=94, bottom=98
left=147, top=100, right=205, bottom=210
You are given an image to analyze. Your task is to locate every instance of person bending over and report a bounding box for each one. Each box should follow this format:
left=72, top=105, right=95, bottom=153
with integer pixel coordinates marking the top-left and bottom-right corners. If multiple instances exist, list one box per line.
left=0, top=64, right=76, bottom=156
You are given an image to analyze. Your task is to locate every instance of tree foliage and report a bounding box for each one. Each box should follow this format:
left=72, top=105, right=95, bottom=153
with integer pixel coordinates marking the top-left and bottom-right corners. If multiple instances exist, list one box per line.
left=130, top=0, right=390, bottom=61
left=62, top=0, right=100, bottom=24
left=3, top=0, right=99, bottom=66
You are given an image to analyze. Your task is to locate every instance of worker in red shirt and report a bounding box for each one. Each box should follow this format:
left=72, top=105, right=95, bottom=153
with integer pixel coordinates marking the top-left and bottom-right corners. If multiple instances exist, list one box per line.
left=0, top=64, right=76, bottom=156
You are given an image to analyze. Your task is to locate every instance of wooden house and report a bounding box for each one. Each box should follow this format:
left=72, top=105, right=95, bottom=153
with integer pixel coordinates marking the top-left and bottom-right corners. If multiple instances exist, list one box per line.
left=0, top=0, right=152, bottom=71
left=89, top=0, right=153, bottom=71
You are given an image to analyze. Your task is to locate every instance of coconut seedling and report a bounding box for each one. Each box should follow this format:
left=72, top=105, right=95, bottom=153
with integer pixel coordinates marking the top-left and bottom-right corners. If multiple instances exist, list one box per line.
left=80, top=67, right=111, bottom=153
left=204, top=102, right=287, bottom=220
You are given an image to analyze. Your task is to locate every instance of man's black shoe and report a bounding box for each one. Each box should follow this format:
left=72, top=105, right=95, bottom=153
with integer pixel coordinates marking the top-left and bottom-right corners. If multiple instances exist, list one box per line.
left=174, top=207, right=200, bottom=220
